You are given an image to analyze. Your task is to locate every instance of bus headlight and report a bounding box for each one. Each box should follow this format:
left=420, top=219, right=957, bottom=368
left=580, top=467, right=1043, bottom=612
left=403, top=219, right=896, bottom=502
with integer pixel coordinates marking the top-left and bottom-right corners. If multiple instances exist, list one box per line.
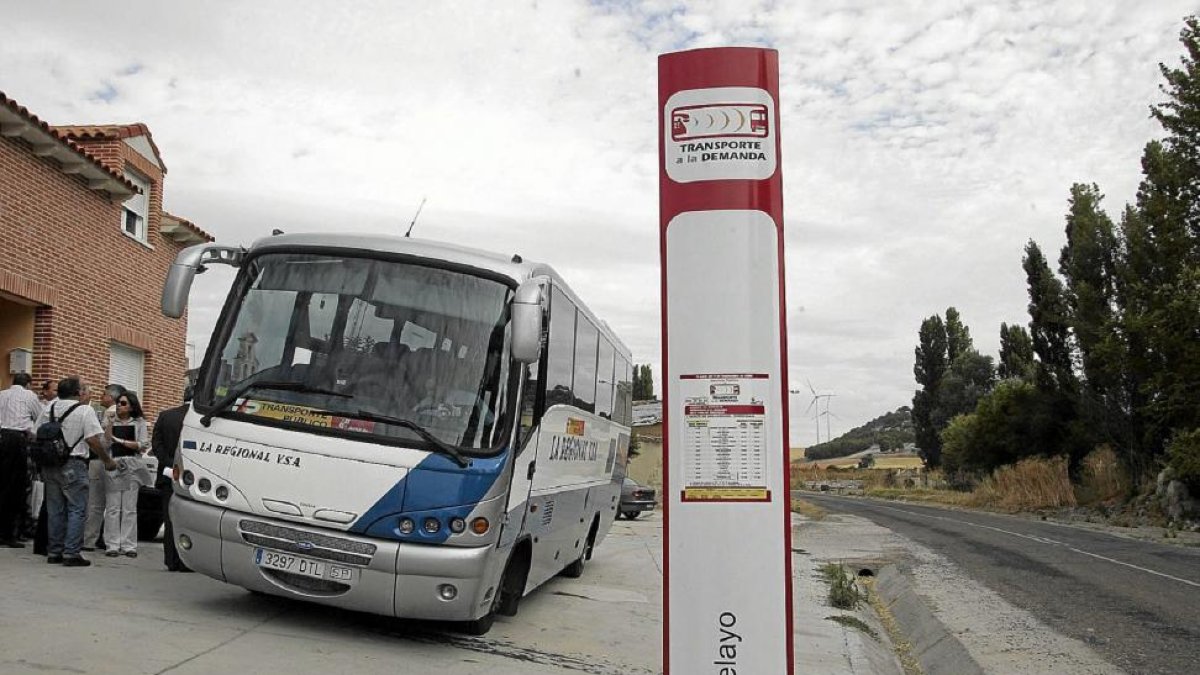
left=449, top=517, right=466, bottom=534
left=423, top=518, right=441, bottom=534
left=197, top=478, right=212, bottom=494
left=214, top=485, right=229, bottom=501
left=470, top=518, right=490, bottom=535
left=398, top=518, right=415, bottom=535
left=182, top=470, right=194, bottom=487
left=438, top=584, right=458, bottom=601
left=178, top=534, right=192, bottom=550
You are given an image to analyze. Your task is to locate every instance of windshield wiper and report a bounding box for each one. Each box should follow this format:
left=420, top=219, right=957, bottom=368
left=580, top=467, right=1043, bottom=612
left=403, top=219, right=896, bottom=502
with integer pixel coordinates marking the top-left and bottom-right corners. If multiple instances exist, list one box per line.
left=200, top=380, right=351, bottom=427
left=352, top=410, right=471, bottom=467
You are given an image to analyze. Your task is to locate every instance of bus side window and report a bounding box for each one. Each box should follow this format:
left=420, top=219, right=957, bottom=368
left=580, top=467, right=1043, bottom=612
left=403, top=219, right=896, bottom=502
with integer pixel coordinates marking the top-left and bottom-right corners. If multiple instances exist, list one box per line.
left=545, top=287, right=576, bottom=410
left=595, top=338, right=615, bottom=418
left=572, top=314, right=598, bottom=413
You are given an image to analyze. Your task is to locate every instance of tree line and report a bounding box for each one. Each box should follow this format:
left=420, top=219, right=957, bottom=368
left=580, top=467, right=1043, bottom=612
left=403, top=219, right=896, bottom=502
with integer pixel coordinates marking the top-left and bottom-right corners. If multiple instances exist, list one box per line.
left=912, top=17, right=1200, bottom=492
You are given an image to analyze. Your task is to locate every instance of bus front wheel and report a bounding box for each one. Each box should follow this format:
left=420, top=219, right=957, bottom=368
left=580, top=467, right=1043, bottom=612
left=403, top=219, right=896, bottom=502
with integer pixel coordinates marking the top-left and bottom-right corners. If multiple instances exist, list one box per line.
left=460, top=611, right=495, bottom=636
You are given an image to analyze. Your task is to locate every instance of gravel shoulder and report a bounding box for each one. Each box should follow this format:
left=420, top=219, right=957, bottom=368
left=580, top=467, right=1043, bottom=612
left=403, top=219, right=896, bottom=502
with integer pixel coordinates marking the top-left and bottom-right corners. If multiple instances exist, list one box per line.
left=792, top=503, right=1125, bottom=675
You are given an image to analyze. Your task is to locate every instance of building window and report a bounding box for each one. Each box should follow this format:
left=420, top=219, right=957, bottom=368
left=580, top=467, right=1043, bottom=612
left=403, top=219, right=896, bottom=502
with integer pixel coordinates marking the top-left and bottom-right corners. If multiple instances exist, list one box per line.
left=121, top=170, right=151, bottom=242
left=109, top=342, right=145, bottom=398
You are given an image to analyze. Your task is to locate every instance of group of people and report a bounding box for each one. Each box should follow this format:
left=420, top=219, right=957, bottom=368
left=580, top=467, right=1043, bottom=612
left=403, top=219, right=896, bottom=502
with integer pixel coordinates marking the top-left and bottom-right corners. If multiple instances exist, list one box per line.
left=0, top=374, right=189, bottom=571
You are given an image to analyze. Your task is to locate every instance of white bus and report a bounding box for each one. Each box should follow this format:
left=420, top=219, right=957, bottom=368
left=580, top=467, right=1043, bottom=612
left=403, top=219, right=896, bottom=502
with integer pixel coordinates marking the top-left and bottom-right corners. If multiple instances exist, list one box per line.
left=161, top=233, right=634, bottom=634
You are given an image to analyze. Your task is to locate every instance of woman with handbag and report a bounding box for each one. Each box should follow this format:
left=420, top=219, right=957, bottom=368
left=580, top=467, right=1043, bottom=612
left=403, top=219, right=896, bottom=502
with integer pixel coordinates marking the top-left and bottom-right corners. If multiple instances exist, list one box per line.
left=102, top=391, right=149, bottom=557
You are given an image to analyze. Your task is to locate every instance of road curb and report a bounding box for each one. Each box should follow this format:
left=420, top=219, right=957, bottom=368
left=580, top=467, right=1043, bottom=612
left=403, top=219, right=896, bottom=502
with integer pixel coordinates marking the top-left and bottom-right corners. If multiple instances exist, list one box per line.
left=874, top=564, right=983, bottom=675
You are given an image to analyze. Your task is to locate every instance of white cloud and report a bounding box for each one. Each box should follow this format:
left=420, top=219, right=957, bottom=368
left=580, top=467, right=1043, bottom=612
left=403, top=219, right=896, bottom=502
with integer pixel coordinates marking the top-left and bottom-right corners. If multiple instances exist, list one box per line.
left=2, top=0, right=1193, bottom=445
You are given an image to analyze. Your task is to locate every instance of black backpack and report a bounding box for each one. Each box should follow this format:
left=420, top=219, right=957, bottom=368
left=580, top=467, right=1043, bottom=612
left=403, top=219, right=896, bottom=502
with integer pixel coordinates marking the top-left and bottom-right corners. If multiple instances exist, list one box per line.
left=30, top=402, right=86, bottom=468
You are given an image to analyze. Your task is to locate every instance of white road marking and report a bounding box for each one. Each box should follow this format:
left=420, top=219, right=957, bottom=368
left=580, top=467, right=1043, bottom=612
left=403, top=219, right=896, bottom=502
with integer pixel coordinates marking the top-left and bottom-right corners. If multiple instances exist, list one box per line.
left=840, top=499, right=1200, bottom=590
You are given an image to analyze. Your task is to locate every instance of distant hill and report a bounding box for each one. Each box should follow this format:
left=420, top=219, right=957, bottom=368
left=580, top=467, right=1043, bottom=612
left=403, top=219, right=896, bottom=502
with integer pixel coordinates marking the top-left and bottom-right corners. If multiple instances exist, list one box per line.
left=803, top=407, right=915, bottom=461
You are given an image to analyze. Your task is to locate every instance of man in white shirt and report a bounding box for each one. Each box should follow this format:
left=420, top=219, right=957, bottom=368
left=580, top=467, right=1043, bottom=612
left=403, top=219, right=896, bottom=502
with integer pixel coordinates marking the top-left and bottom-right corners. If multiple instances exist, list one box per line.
left=83, top=383, right=124, bottom=551
left=0, top=373, right=43, bottom=547
left=36, top=377, right=117, bottom=566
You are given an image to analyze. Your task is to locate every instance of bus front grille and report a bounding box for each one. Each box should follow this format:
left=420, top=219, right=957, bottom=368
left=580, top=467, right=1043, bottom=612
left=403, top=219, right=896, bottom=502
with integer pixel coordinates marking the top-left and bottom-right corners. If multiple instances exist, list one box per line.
left=239, top=519, right=377, bottom=567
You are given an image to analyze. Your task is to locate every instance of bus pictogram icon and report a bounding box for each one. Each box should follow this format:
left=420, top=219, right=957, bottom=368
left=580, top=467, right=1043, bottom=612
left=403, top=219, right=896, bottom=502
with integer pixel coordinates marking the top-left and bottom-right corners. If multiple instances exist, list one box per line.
left=670, top=103, right=769, bottom=141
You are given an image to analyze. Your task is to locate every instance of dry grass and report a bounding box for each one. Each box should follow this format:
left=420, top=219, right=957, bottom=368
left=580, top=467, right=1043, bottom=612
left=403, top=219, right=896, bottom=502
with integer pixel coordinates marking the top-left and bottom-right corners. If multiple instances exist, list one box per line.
left=1075, top=446, right=1130, bottom=506
left=791, top=498, right=828, bottom=520
left=872, top=456, right=926, bottom=470
left=796, top=448, right=1137, bottom=519
left=968, top=456, right=1076, bottom=511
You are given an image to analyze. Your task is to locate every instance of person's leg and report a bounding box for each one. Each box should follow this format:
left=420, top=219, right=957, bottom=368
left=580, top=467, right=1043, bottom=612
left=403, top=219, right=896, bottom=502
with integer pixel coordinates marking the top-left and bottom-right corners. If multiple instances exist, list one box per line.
left=0, top=434, right=24, bottom=543
left=119, top=485, right=137, bottom=553
left=20, top=454, right=38, bottom=539
left=43, top=468, right=66, bottom=559
left=161, top=486, right=176, bottom=568
left=62, top=462, right=89, bottom=559
left=83, top=460, right=105, bottom=550
left=33, top=497, right=47, bottom=555
left=103, top=471, right=121, bottom=553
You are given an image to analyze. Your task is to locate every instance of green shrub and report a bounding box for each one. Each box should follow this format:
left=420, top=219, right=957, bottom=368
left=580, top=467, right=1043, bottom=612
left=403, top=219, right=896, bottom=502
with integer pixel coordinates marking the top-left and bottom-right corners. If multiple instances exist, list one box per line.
left=819, top=563, right=862, bottom=610
left=1167, top=428, right=1200, bottom=491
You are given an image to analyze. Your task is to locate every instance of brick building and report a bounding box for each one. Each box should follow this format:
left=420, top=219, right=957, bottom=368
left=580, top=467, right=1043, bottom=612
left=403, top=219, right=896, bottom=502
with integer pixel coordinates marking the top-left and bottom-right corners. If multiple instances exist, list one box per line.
left=0, top=91, right=212, bottom=421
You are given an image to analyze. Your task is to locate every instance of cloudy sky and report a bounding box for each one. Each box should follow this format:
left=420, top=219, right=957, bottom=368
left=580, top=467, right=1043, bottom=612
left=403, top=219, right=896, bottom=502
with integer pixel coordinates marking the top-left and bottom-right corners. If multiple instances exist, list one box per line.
left=1, top=1, right=1193, bottom=446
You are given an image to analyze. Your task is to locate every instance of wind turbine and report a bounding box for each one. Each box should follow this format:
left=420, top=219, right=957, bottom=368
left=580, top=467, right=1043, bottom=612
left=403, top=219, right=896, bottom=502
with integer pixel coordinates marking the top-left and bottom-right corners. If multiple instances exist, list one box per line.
left=799, top=379, right=833, bottom=445
left=819, top=407, right=841, bottom=445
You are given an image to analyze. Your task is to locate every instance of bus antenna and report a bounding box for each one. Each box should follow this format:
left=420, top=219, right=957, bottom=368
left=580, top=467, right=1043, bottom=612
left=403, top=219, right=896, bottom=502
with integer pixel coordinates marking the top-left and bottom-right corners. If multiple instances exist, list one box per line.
left=404, top=196, right=427, bottom=238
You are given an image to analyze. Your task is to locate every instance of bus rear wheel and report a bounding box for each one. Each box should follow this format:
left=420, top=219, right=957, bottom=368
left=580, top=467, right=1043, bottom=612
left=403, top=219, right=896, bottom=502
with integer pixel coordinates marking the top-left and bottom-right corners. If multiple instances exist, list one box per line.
left=562, top=519, right=598, bottom=579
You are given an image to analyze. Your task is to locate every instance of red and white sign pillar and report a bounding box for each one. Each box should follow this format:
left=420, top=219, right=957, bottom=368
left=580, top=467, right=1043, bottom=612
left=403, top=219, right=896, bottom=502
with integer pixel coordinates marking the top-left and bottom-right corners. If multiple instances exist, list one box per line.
left=659, top=48, right=793, bottom=674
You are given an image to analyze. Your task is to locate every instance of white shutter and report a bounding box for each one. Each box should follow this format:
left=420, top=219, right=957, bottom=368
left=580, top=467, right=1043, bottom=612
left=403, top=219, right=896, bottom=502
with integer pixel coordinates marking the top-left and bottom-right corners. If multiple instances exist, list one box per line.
left=121, top=170, right=150, bottom=240
left=108, top=343, right=145, bottom=398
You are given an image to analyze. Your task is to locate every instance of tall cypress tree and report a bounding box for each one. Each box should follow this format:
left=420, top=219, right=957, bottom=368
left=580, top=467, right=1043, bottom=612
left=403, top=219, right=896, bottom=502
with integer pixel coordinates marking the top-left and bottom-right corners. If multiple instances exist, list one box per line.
left=1058, top=184, right=1125, bottom=455
left=1023, top=241, right=1077, bottom=396
left=1145, top=16, right=1200, bottom=489
left=1024, top=241, right=1089, bottom=471
left=912, top=315, right=948, bottom=467
left=1059, top=184, right=1118, bottom=389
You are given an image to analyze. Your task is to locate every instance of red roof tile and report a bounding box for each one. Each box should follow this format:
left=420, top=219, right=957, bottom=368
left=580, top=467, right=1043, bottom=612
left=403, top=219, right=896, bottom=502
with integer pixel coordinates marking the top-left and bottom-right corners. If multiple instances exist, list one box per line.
left=0, top=91, right=137, bottom=194
left=53, top=123, right=168, bottom=173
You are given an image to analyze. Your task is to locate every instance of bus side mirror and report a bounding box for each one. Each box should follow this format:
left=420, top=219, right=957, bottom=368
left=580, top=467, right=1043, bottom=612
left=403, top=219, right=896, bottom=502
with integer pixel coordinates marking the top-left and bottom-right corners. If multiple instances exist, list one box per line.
left=162, top=244, right=245, bottom=318
left=511, top=279, right=544, bottom=364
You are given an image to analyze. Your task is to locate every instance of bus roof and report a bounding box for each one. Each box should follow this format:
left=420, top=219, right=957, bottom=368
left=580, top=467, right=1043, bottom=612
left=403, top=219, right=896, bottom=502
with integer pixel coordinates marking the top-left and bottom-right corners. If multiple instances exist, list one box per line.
left=246, top=232, right=632, bottom=358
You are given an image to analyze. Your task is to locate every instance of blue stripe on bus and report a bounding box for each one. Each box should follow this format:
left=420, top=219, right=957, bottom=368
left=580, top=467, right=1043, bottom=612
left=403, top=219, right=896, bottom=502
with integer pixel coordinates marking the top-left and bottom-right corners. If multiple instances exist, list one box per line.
left=347, top=450, right=508, bottom=543
left=182, top=440, right=197, bottom=450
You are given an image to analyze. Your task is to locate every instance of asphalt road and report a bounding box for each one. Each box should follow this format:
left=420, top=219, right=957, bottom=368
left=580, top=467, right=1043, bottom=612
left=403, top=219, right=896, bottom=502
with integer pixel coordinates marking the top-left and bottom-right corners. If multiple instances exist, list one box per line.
left=802, top=493, right=1200, bottom=675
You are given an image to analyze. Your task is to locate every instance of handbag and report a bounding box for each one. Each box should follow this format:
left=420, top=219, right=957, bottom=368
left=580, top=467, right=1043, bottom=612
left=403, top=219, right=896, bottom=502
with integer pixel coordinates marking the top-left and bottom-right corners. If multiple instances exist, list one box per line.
left=27, top=477, right=44, bottom=519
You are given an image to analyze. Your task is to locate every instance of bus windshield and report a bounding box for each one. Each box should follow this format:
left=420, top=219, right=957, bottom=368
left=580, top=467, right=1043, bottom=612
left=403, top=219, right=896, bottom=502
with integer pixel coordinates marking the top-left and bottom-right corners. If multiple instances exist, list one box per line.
left=198, top=252, right=515, bottom=451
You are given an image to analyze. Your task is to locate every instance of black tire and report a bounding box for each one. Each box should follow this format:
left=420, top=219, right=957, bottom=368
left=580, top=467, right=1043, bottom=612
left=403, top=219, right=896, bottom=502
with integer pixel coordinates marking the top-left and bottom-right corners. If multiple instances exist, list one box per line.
left=561, top=520, right=598, bottom=579
left=460, top=610, right=495, bottom=636
left=459, top=548, right=526, bottom=636
left=561, top=553, right=585, bottom=578
left=495, top=553, right=525, bottom=618
left=625, top=511, right=640, bottom=520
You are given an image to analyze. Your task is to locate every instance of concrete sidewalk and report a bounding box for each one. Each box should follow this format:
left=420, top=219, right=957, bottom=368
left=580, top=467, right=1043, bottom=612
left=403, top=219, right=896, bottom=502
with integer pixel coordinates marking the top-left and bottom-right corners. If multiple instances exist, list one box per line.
left=0, top=512, right=914, bottom=674
left=0, top=520, right=662, bottom=675
left=792, top=513, right=905, bottom=674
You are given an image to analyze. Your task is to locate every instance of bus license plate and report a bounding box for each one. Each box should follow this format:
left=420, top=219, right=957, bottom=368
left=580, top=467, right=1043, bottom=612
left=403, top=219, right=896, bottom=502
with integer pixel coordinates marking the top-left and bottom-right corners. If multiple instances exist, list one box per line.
left=255, top=548, right=325, bottom=579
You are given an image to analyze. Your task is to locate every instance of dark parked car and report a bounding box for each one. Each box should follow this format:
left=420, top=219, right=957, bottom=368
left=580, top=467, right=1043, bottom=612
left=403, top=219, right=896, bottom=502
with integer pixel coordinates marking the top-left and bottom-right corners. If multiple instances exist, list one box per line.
left=619, top=478, right=656, bottom=519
